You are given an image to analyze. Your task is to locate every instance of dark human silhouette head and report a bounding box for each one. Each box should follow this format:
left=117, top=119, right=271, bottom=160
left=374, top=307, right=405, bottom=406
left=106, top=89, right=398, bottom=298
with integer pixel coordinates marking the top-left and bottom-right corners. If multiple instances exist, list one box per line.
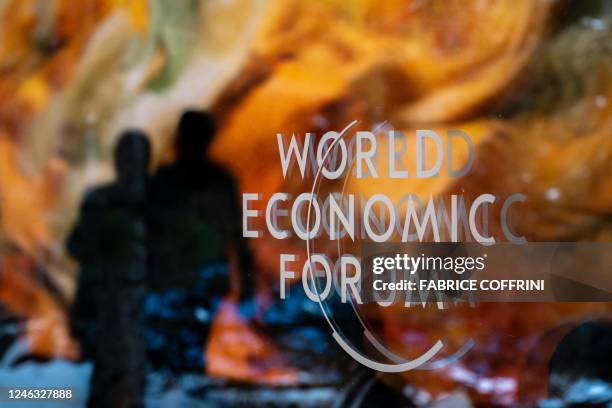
left=114, top=130, right=151, bottom=189
left=548, top=319, right=612, bottom=400
left=176, top=110, right=216, bottom=165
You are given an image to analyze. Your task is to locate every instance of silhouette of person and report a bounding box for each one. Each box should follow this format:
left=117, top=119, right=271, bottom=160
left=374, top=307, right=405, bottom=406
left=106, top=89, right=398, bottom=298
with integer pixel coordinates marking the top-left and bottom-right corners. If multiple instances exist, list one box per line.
left=69, top=130, right=150, bottom=408
left=546, top=319, right=612, bottom=405
left=147, top=110, right=254, bottom=373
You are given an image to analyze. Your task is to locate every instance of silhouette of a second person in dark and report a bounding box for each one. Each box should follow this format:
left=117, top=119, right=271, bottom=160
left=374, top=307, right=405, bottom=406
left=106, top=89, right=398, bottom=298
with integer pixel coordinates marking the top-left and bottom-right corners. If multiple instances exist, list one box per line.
left=69, top=130, right=150, bottom=408
left=147, top=111, right=254, bottom=374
